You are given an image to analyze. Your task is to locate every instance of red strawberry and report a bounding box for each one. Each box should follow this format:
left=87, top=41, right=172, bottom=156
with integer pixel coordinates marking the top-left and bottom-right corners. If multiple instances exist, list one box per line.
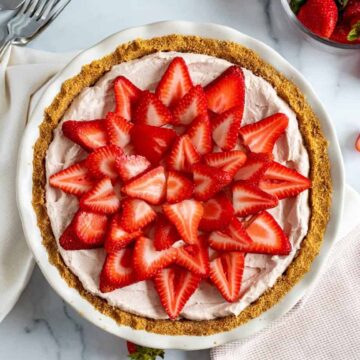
left=155, top=57, right=193, bottom=107
left=116, top=154, right=150, bottom=182
left=163, top=199, right=203, bottom=245
left=233, top=152, right=271, bottom=182
left=49, top=161, right=94, bottom=196
left=171, top=85, right=208, bottom=125
left=356, top=134, right=360, bottom=152
left=186, top=114, right=213, bottom=155
left=133, top=90, right=173, bottom=126
left=62, top=120, right=107, bottom=151
left=239, top=113, right=289, bottom=154
left=120, top=198, right=157, bottom=232
left=133, top=236, right=178, bottom=280
left=113, top=76, right=141, bottom=120
left=209, top=252, right=245, bottom=302
left=330, top=23, right=360, bottom=44
left=154, top=266, right=201, bottom=319
left=105, top=112, right=133, bottom=148
left=166, top=170, right=193, bottom=203
left=154, top=214, right=180, bottom=250
left=192, top=163, right=232, bottom=201
left=212, top=107, right=243, bottom=151
left=126, top=341, right=137, bottom=354
left=344, top=0, right=360, bottom=25
left=205, top=65, right=245, bottom=114
left=85, top=145, right=123, bottom=180
left=258, top=162, right=311, bottom=200
left=130, top=124, right=177, bottom=164
left=59, top=223, right=103, bottom=250
left=232, top=182, right=278, bottom=217
left=122, top=166, right=166, bottom=205
left=199, top=192, right=234, bottom=231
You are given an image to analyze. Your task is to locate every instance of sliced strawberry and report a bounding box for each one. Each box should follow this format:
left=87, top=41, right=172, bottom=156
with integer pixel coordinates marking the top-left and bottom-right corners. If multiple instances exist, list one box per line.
left=113, top=76, right=141, bottom=120
left=211, top=106, right=243, bottom=151
left=163, top=199, right=203, bottom=245
left=49, top=161, right=94, bottom=196
left=62, top=120, right=107, bottom=151
left=356, top=134, right=360, bottom=152
left=205, top=65, right=245, bottom=114
left=186, top=114, right=212, bottom=155
left=171, top=85, right=207, bottom=125
left=166, top=170, right=193, bottom=204
left=154, top=214, right=180, bottom=250
left=192, top=163, right=232, bottom=201
left=239, top=113, right=289, bottom=154
left=258, top=162, right=311, bottom=200
left=232, top=182, right=278, bottom=217
left=59, top=223, right=103, bottom=250
left=116, top=154, right=150, bottom=182
left=133, top=90, right=173, bottom=126
left=122, top=166, right=166, bottom=205
left=209, top=252, right=245, bottom=302
left=85, top=145, right=123, bottom=180
left=120, top=198, right=157, bottom=232
left=130, top=124, right=177, bottom=164
left=105, top=112, right=133, bottom=148
left=233, top=152, right=271, bottom=182
left=199, top=192, right=234, bottom=231
left=155, top=57, right=193, bottom=107
left=154, top=266, right=201, bottom=319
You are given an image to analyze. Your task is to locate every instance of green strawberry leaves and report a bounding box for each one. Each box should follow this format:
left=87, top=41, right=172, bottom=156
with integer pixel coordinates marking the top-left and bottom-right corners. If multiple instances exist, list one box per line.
left=290, top=0, right=306, bottom=13
left=336, top=0, right=349, bottom=10
left=128, top=345, right=165, bottom=360
left=347, top=21, right=360, bottom=41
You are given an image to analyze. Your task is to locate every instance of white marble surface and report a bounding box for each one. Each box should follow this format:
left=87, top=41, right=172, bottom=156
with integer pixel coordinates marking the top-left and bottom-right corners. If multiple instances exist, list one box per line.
left=0, top=0, right=359, bottom=359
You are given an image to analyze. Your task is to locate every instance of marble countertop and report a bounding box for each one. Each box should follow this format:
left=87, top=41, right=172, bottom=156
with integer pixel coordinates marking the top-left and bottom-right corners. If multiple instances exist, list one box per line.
left=0, top=0, right=359, bottom=359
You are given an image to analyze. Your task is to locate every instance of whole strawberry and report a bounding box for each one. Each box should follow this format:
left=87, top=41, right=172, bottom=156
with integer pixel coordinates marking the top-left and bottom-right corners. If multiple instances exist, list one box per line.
left=343, top=0, right=360, bottom=26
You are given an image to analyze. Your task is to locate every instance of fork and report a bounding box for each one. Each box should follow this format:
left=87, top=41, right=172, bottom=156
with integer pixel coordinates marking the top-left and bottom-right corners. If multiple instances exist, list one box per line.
left=0, top=0, right=25, bottom=11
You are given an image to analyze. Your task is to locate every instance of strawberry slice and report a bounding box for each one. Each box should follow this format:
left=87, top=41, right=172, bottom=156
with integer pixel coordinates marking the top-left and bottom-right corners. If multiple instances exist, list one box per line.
left=203, top=150, right=247, bottom=178
left=232, top=182, right=278, bottom=217
left=356, top=134, right=360, bottom=152
left=133, top=236, right=178, bottom=280
left=116, top=155, right=151, bottom=182
left=62, top=120, right=108, bottom=151
left=154, top=214, right=180, bottom=250
left=49, top=161, right=94, bottom=196
left=239, top=113, right=289, bottom=154
left=199, top=192, right=234, bottom=231
left=258, top=162, right=311, bottom=200
left=130, top=124, right=177, bottom=164
left=104, top=213, right=142, bottom=253
left=154, top=266, right=201, bottom=319
left=122, top=166, right=166, bottom=205
left=171, top=85, right=208, bottom=125
left=192, top=163, right=232, bottom=201
left=105, top=112, right=133, bottom=148
left=163, top=199, right=203, bottom=245
left=85, top=145, right=124, bottom=180
left=166, top=170, right=193, bottom=203
left=212, top=107, right=243, bottom=151
left=186, top=114, right=212, bottom=155
left=167, top=135, right=201, bottom=173
left=233, top=152, right=271, bottom=182
left=155, top=57, right=193, bottom=107
left=113, top=76, right=142, bottom=120
left=133, top=90, right=173, bottom=126
left=120, top=198, right=157, bottom=232
left=205, top=65, right=245, bottom=114
left=209, top=252, right=245, bottom=302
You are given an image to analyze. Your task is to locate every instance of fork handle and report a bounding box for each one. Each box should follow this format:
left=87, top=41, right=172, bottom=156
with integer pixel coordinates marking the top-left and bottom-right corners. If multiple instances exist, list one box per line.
left=0, top=34, right=14, bottom=62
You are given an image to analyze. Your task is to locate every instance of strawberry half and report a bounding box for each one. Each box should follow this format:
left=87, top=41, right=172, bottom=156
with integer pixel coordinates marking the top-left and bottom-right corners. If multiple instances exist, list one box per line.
left=239, top=113, right=289, bottom=154
left=155, top=57, right=193, bottom=107
left=116, top=154, right=151, bottom=182
left=166, top=170, right=193, bottom=204
left=233, top=152, right=271, bottom=182
left=154, top=214, right=180, bottom=250
left=186, top=114, right=213, bottom=155
left=105, top=112, right=133, bottom=148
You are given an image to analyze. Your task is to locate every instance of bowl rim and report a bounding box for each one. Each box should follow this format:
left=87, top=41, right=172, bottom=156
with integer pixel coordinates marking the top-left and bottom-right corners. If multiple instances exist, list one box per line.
left=16, top=20, right=345, bottom=350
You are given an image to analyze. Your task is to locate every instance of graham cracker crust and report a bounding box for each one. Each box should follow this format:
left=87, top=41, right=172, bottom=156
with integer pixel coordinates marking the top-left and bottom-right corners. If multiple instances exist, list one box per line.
left=32, top=35, right=332, bottom=336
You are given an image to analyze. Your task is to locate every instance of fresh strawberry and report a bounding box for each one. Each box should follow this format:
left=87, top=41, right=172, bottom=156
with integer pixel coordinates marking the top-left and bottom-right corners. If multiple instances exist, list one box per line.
left=192, top=163, right=232, bottom=201
left=233, top=152, right=271, bottom=182
left=153, top=266, right=201, bottom=319
left=62, top=120, right=107, bottom=151
left=120, top=198, right=157, bottom=232
left=49, top=161, right=94, bottom=196
left=171, top=85, right=208, bottom=125
left=163, top=199, right=203, bottom=245
left=209, top=252, right=245, bottom=302
left=212, top=107, right=243, bottom=151
left=113, top=76, right=141, bottom=120
left=205, top=65, right=245, bottom=114
left=186, top=114, right=213, bottom=155
left=85, top=145, right=123, bottom=180
left=330, top=23, right=359, bottom=43
left=125, top=342, right=164, bottom=359
left=122, top=166, right=166, bottom=205
left=239, top=113, right=289, bottom=154
left=258, top=161, right=311, bottom=199
left=199, top=192, right=234, bottom=231
left=105, top=112, right=133, bottom=148
left=116, top=154, right=150, bottom=182
left=155, top=57, right=193, bottom=107
left=130, top=124, right=177, bottom=164
left=356, top=134, right=360, bottom=152
left=154, top=214, right=179, bottom=250
left=133, top=90, right=173, bottom=126
left=126, top=341, right=137, bottom=354
left=166, top=170, right=193, bottom=203
left=344, top=0, right=360, bottom=25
